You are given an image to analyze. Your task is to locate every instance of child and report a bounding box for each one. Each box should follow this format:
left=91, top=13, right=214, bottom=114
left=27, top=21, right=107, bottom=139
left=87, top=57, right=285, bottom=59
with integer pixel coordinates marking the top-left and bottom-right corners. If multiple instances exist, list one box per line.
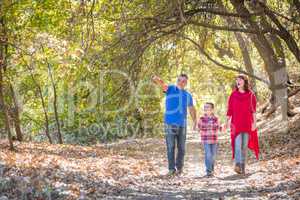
left=197, top=102, right=222, bottom=177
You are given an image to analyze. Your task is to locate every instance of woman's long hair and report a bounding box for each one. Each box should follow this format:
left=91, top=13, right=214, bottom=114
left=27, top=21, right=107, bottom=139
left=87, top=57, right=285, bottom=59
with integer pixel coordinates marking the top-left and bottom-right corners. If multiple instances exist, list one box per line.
left=235, top=74, right=250, bottom=91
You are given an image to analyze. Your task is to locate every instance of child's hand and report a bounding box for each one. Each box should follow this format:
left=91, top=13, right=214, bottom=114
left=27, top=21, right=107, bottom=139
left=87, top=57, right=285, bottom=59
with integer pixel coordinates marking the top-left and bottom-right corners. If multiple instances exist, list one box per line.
left=193, top=122, right=197, bottom=131
left=221, top=123, right=225, bottom=131
left=222, top=124, right=227, bottom=133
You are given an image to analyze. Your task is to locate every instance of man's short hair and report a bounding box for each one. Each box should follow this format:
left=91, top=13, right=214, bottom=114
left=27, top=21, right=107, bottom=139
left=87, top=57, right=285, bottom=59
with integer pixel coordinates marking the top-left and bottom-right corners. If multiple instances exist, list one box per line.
left=178, top=73, right=188, bottom=80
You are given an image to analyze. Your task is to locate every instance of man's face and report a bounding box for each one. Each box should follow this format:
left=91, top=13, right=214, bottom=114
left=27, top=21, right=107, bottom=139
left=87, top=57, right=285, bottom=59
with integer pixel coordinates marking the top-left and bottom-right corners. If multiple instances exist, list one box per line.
left=178, top=76, right=187, bottom=88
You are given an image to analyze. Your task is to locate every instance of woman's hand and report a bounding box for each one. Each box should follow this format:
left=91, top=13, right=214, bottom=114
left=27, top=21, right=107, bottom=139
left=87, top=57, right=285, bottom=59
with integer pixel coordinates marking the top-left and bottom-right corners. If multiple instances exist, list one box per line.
left=225, top=116, right=231, bottom=131
left=222, top=124, right=227, bottom=133
left=251, top=113, right=257, bottom=131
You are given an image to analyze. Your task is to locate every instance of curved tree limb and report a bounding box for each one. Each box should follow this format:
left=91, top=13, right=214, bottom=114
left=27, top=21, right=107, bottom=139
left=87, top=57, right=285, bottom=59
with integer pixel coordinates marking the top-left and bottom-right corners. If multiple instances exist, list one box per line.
left=189, top=20, right=276, bottom=34
left=177, top=34, right=269, bottom=85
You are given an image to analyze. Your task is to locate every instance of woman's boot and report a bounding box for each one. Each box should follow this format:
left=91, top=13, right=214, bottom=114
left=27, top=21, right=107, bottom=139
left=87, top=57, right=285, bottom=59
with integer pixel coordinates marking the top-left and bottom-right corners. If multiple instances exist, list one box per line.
left=234, top=163, right=242, bottom=174
left=241, top=163, right=246, bottom=175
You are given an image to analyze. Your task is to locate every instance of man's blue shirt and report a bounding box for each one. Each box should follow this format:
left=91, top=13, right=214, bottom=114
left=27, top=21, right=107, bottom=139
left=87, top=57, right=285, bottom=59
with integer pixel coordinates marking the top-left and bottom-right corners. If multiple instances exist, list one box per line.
left=164, top=85, right=193, bottom=127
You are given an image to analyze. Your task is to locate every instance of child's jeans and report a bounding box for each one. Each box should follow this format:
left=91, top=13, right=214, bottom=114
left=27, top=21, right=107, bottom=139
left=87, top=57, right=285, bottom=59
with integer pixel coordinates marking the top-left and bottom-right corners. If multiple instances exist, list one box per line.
left=234, top=132, right=249, bottom=164
left=203, top=143, right=217, bottom=175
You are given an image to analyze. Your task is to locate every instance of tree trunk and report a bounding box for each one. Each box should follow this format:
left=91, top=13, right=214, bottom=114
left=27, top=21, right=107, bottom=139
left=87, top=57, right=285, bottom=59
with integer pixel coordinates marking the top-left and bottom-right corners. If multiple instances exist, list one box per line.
left=0, top=14, right=14, bottom=150
left=34, top=74, right=53, bottom=144
left=25, top=61, right=52, bottom=144
left=259, top=12, right=290, bottom=120
left=0, top=68, right=13, bottom=150
left=46, top=58, right=63, bottom=144
left=9, top=84, right=23, bottom=141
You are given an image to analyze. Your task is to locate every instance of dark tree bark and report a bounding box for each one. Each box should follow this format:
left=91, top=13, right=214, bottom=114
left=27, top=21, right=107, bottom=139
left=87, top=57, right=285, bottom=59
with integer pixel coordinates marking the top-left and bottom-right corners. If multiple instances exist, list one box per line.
left=44, top=56, right=63, bottom=144
left=0, top=68, right=13, bottom=150
left=9, top=84, right=23, bottom=141
left=21, top=53, right=53, bottom=143
left=292, top=0, right=300, bottom=14
left=0, top=17, right=13, bottom=150
left=37, top=84, right=53, bottom=144
left=28, top=66, right=52, bottom=144
left=257, top=14, right=290, bottom=119
left=258, top=2, right=300, bottom=64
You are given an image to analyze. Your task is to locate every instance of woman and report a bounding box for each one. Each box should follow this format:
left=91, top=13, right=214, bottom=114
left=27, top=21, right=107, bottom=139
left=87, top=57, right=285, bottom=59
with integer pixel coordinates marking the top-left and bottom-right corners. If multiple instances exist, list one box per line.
left=226, top=74, right=259, bottom=175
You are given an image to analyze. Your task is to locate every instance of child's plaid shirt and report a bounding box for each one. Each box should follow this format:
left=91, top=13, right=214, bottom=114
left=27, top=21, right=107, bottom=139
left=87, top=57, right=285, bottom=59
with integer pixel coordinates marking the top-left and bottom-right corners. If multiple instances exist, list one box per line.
left=197, top=114, right=221, bottom=144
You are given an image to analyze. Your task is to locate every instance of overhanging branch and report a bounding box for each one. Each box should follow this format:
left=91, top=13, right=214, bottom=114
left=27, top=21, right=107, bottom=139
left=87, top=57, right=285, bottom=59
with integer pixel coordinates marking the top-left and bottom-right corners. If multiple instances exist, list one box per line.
left=177, top=34, right=269, bottom=85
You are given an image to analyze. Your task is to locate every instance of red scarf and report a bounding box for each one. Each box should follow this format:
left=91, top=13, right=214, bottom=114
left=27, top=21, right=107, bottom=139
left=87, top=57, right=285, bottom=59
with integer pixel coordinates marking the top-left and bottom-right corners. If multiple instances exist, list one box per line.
left=227, top=89, right=259, bottom=160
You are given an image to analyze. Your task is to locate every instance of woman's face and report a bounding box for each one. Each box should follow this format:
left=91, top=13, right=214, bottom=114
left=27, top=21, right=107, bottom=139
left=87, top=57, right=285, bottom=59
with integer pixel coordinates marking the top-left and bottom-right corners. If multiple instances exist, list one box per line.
left=236, top=77, right=245, bottom=90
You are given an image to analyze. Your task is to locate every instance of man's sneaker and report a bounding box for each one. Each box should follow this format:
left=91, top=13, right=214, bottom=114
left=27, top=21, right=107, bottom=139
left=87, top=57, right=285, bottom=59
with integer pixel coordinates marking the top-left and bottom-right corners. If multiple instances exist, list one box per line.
left=175, top=169, right=183, bottom=176
left=166, top=170, right=176, bottom=177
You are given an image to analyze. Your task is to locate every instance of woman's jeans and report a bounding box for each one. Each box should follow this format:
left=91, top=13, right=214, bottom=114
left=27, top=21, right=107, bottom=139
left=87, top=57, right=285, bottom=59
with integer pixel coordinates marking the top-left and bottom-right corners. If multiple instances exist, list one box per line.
left=204, top=143, right=217, bottom=174
left=165, top=124, right=186, bottom=172
left=234, top=132, right=249, bottom=164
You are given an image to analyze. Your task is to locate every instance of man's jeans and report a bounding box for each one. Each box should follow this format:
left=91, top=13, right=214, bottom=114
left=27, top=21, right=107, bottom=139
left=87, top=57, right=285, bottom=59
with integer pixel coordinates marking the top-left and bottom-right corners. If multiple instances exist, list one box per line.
left=234, top=132, right=249, bottom=164
left=165, top=124, right=186, bottom=171
left=203, top=143, right=217, bottom=174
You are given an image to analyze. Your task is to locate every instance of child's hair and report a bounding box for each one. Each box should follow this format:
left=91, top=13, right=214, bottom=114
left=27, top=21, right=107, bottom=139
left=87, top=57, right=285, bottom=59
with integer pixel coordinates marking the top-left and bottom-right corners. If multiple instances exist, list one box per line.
left=205, top=102, right=214, bottom=109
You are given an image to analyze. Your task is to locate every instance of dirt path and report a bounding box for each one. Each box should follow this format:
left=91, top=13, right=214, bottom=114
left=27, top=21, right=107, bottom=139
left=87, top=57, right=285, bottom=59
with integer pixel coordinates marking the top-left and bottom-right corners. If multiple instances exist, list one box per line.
left=0, top=131, right=299, bottom=200
left=96, top=133, right=300, bottom=200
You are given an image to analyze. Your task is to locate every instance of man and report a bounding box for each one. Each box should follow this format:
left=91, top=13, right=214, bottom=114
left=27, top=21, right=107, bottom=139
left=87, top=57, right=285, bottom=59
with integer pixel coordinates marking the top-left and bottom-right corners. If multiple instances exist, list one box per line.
left=152, top=74, right=197, bottom=176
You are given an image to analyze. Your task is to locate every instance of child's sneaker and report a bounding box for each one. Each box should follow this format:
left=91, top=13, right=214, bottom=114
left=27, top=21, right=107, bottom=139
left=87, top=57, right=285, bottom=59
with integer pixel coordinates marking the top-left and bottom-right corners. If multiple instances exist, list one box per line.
left=205, top=172, right=213, bottom=178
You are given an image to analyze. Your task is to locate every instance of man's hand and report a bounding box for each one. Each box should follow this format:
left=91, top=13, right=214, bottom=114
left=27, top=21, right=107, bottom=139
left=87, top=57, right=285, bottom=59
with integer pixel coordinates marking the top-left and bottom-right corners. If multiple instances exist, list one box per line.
left=152, top=75, right=168, bottom=92
left=189, top=106, right=197, bottom=131
left=152, top=75, right=160, bottom=83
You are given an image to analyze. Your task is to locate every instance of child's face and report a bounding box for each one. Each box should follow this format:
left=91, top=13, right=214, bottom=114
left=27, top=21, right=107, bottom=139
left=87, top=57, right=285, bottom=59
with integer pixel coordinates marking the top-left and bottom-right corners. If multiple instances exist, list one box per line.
left=204, top=104, right=213, bottom=115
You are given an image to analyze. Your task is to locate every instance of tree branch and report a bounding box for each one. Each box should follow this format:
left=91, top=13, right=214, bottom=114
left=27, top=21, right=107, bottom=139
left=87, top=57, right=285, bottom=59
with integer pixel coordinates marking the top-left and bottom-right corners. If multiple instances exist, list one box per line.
left=177, top=34, right=269, bottom=85
left=189, top=20, right=277, bottom=34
